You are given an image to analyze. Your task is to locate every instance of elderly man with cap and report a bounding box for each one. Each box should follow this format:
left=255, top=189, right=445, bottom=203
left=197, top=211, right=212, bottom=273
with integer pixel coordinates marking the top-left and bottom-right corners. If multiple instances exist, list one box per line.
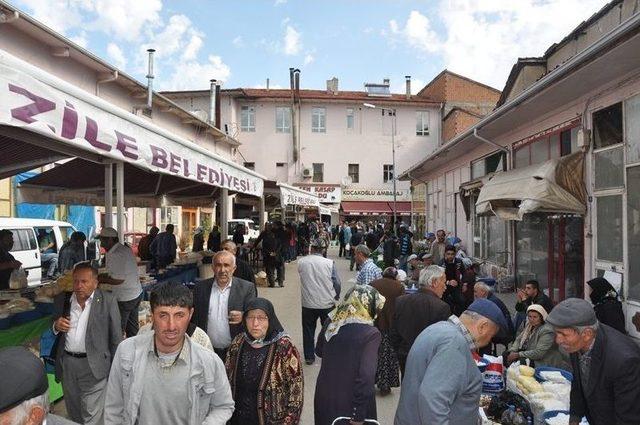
left=53, top=262, right=122, bottom=425
left=354, top=244, right=382, bottom=285
left=0, top=346, right=78, bottom=425
left=98, top=227, right=142, bottom=337
left=395, top=298, right=508, bottom=425
left=406, top=254, right=420, bottom=288
left=297, top=238, right=341, bottom=365
left=546, top=298, right=640, bottom=425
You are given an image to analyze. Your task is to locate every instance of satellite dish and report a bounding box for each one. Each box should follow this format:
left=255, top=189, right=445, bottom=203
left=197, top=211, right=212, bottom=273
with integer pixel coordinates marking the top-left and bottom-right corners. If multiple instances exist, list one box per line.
left=341, top=176, right=353, bottom=187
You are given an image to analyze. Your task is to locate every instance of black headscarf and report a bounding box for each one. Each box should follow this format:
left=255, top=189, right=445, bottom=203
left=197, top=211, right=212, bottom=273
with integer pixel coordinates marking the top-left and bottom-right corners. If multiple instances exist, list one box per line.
left=587, top=277, right=618, bottom=305
left=242, top=297, right=286, bottom=347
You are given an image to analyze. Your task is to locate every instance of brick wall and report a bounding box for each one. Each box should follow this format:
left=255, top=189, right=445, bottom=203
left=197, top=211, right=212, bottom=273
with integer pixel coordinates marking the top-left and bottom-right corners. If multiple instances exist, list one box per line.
left=443, top=109, right=482, bottom=142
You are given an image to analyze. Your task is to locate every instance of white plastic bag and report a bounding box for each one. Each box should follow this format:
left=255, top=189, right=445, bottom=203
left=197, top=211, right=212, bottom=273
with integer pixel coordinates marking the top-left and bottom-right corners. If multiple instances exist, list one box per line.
left=345, top=243, right=351, bottom=251
left=9, top=268, right=28, bottom=289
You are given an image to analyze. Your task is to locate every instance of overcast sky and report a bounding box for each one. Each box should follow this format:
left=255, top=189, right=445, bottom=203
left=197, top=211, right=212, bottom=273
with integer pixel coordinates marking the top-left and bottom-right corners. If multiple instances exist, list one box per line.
left=12, top=0, right=611, bottom=93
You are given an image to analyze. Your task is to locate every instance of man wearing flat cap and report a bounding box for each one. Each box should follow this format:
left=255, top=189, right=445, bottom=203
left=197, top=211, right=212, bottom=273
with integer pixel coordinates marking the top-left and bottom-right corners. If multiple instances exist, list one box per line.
left=547, top=298, right=640, bottom=425
left=0, top=346, right=77, bottom=425
left=395, top=298, right=508, bottom=425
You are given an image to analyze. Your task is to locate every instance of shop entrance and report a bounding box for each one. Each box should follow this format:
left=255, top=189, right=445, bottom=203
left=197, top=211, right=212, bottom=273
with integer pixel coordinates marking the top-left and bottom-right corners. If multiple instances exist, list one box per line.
left=515, top=213, right=584, bottom=302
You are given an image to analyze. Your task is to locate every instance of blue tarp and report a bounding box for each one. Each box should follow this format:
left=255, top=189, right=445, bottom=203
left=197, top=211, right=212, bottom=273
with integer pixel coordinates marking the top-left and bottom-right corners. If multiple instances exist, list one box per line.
left=15, top=172, right=95, bottom=235
left=14, top=172, right=55, bottom=219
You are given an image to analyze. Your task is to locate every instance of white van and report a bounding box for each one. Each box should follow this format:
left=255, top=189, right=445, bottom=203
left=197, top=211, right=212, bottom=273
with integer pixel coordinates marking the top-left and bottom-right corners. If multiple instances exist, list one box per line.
left=0, top=218, right=79, bottom=287
left=227, top=219, right=260, bottom=244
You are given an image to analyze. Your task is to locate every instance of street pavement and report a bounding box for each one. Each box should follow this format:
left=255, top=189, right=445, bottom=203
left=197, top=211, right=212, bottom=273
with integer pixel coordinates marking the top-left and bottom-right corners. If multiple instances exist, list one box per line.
left=259, top=244, right=401, bottom=425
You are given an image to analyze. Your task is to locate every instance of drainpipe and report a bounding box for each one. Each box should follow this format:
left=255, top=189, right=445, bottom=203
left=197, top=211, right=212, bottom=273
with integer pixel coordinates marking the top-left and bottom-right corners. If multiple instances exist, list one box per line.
left=473, top=128, right=510, bottom=170
left=289, top=68, right=298, bottom=164
left=209, top=79, right=217, bottom=127
left=95, top=70, right=118, bottom=97
left=146, top=48, right=155, bottom=110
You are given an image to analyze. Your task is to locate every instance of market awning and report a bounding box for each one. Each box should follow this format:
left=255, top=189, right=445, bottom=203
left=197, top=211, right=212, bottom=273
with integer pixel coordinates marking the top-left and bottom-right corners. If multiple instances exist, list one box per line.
left=475, top=153, right=586, bottom=220
left=341, top=201, right=411, bottom=216
left=319, top=204, right=339, bottom=216
left=278, top=183, right=320, bottom=208
left=0, top=48, right=264, bottom=197
left=17, top=158, right=222, bottom=208
left=459, top=175, right=492, bottom=222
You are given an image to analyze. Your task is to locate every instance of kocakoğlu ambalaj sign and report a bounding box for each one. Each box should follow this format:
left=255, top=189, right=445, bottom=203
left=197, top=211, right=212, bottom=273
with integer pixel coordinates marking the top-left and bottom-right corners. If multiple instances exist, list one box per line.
left=342, top=188, right=411, bottom=202
left=0, top=61, right=263, bottom=197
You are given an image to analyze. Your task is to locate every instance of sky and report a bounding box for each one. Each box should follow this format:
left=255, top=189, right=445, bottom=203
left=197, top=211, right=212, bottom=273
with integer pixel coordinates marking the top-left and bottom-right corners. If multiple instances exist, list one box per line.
left=11, top=0, right=612, bottom=94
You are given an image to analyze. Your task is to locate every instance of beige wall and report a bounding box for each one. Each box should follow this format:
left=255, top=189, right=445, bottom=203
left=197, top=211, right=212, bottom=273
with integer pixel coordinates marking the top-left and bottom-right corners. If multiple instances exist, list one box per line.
left=0, top=178, right=11, bottom=217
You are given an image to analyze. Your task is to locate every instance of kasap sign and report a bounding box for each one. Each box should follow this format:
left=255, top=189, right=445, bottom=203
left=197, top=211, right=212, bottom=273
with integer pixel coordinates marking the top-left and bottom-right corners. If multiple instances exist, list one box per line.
left=342, top=187, right=411, bottom=202
left=295, top=184, right=341, bottom=203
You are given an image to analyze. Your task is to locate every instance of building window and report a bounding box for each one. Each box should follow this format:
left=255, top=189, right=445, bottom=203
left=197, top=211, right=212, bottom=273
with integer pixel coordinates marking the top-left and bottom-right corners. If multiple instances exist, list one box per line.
left=275, top=106, right=291, bottom=133
left=346, top=108, right=355, bottom=129
left=593, top=102, right=623, bottom=149
left=383, top=164, right=394, bottom=183
left=416, top=111, right=429, bottom=136
left=312, top=107, right=326, bottom=133
left=514, top=126, right=578, bottom=168
left=240, top=106, right=255, bottom=132
left=313, top=163, right=324, bottom=182
left=276, top=162, right=285, bottom=167
left=243, top=162, right=255, bottom=170
left=470, top=151, right=505, bottom=180
left=348, top=163, right=359, bottom=183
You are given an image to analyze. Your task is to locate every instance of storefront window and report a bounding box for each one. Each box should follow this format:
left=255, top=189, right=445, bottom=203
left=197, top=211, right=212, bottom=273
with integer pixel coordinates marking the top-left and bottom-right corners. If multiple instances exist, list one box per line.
left=596, top=195, right=623, bottom=263
left=594, top=147, right=624, bottom=189
left=516, top=214, right=549, bottom=290
left=486, top=216, right=506, bottom=264
left=531, top=138, right=549, bottom=165
left=626, top=94, right=640, bottom=164
left=515, top=147, right=529, bottom=168
left=627, top=166, right=640, bottom=301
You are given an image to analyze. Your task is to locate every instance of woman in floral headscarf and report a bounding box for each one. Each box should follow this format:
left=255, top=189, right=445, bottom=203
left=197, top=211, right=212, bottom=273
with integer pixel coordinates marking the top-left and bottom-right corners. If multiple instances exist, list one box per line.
left=314, top=285, right=385, bottom=425
left=225, top=297, right=304, bottom=425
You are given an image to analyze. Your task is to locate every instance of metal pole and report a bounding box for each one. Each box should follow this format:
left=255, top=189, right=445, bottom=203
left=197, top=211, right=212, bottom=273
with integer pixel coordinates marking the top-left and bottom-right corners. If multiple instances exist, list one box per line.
left=104, top=163, right=113, bottom=228
left=116, top=162, right=125, bottom=241
left=391, top=109, right=397, bottom=236
left=220, top=188, right=229, bottom=240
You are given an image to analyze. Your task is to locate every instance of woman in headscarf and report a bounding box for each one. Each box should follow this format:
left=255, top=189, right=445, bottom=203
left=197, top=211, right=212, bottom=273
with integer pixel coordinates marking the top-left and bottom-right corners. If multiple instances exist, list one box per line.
left=504, top=304, right=569, bottom=370
left=314, top=285, right=385, bottom=425
left=225, top=298, right=304, bottom=425
left=192, top=227, right=204, bottom=252
left=587, top=277, right=626, bottom=334
left=370, top=267, right=405, bottom=395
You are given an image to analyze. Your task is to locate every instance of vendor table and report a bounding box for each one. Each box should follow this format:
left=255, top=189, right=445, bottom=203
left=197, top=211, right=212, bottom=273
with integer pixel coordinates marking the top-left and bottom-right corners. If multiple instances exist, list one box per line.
left=142, top=264, right=199, bottom=299
left=0, top=315, right=63, bottom=402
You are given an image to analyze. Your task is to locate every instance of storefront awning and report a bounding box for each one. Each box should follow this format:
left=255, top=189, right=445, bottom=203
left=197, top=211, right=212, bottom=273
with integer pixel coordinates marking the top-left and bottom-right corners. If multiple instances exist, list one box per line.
left=17, top=158, right=223, bottom=208
left=341, top=201, right=411, bottom=216
left=476, top=153, right=586, bottom=220
left=278, top=183, right=320, bottom=208
left=319, top=204, right=339, bottom=216
left=459, top=176, right=491, bottom=222
left=0, top=48, right=264, bottom=197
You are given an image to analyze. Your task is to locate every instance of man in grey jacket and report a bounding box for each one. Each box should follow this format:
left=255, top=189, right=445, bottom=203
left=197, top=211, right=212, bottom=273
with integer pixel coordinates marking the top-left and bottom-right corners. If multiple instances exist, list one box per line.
left=104, top=282, right=234, bottom=425
left=394, top=299, right=508, bottom=425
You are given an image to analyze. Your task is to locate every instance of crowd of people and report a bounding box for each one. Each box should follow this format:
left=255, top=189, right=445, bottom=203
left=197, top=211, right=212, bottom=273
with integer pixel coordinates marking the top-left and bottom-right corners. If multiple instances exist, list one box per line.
left=1, top=221, right=640, bottom=425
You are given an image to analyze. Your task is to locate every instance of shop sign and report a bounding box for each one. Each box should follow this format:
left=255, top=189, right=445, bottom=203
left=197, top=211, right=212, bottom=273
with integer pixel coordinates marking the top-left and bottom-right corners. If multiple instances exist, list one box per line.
left=295, top=184, right=342, bottom=203
left=0, top=52, right=263, bottom=197
left=342, top=187, right=411, bottom=202
left=279, top=183, right=320, bottom=208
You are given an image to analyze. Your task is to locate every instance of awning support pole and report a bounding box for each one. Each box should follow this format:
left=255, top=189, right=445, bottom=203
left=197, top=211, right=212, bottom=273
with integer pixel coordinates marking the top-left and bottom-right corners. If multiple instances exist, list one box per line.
left=220, top=188, right=229, bottom=240
left=116, top=162, right=125, bottom=240
left=104, top=163, right=113, bottom=228
left=259, top=196, right=266, bottom=231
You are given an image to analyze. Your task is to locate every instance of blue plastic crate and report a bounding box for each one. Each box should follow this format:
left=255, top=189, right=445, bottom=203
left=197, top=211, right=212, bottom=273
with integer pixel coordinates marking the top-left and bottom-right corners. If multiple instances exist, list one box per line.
left=0, top=316, right=11, bottom=330
left=35, top=302, right=54, bottom=315
left=11, top=309, right=43, bottom=325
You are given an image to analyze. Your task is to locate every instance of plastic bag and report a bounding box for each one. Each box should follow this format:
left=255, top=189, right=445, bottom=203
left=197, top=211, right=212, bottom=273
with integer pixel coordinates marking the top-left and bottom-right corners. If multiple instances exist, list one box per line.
left=9, top=268, right=28, bottom=289
left=482, top=354, right=505, bottom=394
left=345, top=243, right=351, bottom=251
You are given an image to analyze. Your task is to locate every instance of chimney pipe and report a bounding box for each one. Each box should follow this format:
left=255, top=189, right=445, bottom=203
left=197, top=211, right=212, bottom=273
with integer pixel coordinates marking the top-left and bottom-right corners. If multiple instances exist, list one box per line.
left=146, top=48, right=155, bottom=110
left=215, top=82, right=221, bottom=129
left=266, top=78, right=270, bottom=90
left=405, top=75, right=411, bottom=99
left=293, top=68, right=300, bottom=95
left=383, top=78, right=390, bottom=86
left=209, top=79, right=217, bottom=126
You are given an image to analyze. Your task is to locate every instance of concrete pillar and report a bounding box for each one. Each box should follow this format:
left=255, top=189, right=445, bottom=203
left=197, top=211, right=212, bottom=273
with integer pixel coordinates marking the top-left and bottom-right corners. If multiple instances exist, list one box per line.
left=104, top=163, right=113, bottom=228
left=220, top=188, right=229, bottom=240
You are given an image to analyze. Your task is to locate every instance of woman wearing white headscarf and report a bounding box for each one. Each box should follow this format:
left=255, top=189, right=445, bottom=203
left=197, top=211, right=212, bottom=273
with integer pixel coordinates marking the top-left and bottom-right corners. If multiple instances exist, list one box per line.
left=314, top=285, right=385, bottom=425
left=504, top=304, right=569, bottom=370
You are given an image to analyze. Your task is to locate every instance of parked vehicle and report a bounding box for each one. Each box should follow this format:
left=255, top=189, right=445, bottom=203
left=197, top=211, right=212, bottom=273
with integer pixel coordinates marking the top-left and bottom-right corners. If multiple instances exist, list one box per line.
left=0, top=218, right=94, bottom=287
left=227, top=219, right=259, bottom=244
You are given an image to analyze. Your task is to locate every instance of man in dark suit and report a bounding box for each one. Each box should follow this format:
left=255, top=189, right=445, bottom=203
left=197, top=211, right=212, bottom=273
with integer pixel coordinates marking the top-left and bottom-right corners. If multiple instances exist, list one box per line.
left=390, top=265, right=451, bottom=378
left=547, top=298, right=640, bottom=425
left=52, top=262, right=121, bottom=425
left=192, top=250, right=256, bottom=358
left=221, top=240, right=256, bottom=287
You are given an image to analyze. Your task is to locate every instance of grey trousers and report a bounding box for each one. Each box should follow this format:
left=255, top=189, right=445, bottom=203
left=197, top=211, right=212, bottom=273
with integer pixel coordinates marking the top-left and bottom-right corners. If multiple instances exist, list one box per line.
left=62, top=355, right=106, bottom=425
